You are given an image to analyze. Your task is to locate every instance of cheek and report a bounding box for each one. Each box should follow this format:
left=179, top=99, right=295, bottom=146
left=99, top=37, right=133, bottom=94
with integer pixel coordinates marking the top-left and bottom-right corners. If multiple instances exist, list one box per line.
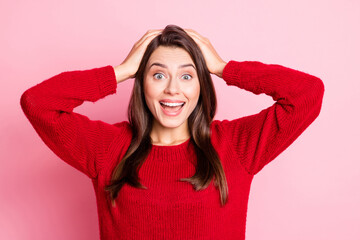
left=143, top=82, right=153, bottom=109
left=144, top=80, right=158, bottom=101
left=143, top=79, right=162, bottom=113
left=185, top=81, right=201, bottom=101
left=183, top=82, right=200, bottom=113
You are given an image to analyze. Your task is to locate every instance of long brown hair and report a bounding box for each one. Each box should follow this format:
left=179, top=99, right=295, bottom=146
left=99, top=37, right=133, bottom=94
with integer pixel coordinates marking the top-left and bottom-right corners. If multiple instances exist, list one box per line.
left=105, top=25, right=229, bottom=206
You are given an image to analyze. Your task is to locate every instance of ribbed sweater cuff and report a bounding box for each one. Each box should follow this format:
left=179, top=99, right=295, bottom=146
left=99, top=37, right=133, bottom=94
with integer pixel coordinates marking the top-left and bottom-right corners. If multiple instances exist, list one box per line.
left=222, top=60, right=257, bottom=92
left=221, top=60, right=277, bottom=95
left=93, top=65, right=117, bottom=99
left=222, top=60, right=243, bottom=86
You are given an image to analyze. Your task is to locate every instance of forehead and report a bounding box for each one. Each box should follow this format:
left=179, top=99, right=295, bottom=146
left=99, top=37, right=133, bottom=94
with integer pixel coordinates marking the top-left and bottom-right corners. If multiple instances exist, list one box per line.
left=147, top=46, right=194, bottom=68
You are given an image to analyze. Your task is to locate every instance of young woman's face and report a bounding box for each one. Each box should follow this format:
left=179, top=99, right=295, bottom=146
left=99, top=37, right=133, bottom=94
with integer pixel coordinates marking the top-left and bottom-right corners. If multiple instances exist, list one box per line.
left=143, top=46, right=200, bottom=130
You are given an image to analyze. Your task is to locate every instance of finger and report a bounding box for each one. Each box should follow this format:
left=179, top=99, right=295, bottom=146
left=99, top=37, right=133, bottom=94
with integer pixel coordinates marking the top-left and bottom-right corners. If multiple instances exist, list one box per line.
left=184, top=28, right=198, bottom=34
left=184, top=30, right=200, bottom=40
left=143, top=31, right=161, bottom=43
left=140, top=30, right=161, bottom=42
left=184, top=29, right=198, bottom=39
left=185, top=29, right=202, bottom=38
left=145, top=29, right=162, bottom=37
left=137, top=30, right=162, bottom=46
left=185, top=30, right=207, bottom=44
left=186, top=33, right=204, bottom=47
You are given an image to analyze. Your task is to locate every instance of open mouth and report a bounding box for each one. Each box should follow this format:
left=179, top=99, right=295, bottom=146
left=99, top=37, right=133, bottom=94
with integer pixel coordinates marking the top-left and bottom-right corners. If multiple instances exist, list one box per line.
left=159, top=101, right=185, bottom=115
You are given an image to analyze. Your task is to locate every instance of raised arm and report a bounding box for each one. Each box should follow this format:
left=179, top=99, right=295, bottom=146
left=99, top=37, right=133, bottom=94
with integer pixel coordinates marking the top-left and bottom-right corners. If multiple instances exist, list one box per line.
left=20, top=65, right=123, bottom=179
left=185, top=28, right=324, bottom=175
left=20, top=30, right=162, bottom=179
left=219, top=60, right=325, bottom=175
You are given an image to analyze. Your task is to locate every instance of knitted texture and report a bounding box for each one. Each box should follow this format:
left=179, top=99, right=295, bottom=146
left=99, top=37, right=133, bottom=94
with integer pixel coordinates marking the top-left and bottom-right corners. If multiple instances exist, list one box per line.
left=20, top=60, right=324, bottom=239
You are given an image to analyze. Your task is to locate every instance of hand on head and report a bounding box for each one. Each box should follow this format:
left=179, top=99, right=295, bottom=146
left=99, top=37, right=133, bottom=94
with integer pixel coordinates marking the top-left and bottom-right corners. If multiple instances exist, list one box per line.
left=118, top=27, right=227, bottom=82
left=184, top=29, right=227, bottom=78
left=121, top=29, right=162, bottom=79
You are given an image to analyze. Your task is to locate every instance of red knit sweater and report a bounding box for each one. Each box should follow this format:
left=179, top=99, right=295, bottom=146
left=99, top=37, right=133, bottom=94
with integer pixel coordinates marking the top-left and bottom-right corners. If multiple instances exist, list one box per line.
left=20, top=60, right=324, bottom=239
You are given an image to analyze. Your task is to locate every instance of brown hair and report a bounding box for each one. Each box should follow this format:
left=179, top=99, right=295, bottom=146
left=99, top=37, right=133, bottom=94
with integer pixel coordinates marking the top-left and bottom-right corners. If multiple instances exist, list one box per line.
left=105, top=24, right=229, bottom=206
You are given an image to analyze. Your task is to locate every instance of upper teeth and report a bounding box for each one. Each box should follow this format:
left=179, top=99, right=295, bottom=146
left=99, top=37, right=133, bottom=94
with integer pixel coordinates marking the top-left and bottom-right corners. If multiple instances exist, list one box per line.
left=161, top=102, right=184, bottom=107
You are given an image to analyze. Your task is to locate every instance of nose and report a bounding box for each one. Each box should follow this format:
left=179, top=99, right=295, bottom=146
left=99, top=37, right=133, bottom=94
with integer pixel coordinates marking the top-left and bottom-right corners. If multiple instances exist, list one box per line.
left=164, top=77, right=180, bottom=95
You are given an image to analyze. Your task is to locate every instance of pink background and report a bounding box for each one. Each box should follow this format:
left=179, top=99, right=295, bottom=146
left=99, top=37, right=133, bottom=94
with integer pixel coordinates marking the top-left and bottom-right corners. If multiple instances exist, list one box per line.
left=1, top=0, right=359, bottom=239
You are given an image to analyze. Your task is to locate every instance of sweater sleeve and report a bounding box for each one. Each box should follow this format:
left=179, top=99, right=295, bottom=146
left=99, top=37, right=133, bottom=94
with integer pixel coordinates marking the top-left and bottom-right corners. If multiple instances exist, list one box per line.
left=219, top=60, right=325, bottom=175
left=20, top=65, right=123, bottom=179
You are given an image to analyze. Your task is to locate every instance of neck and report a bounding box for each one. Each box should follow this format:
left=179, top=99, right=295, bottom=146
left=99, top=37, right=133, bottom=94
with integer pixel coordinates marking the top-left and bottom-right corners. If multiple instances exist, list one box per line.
left=150, top=121, right=190, bottom=146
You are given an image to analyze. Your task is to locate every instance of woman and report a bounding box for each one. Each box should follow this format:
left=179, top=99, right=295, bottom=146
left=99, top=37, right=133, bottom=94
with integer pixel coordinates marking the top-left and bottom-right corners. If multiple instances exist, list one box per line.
left=20, top=25, right=324, bottom=239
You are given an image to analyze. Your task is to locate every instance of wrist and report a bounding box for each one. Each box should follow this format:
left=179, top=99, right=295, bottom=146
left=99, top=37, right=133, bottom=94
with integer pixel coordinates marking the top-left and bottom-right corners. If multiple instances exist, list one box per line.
left=215, top=61, right=227, bottom=78
left=113, top=64, right=132, bottom=83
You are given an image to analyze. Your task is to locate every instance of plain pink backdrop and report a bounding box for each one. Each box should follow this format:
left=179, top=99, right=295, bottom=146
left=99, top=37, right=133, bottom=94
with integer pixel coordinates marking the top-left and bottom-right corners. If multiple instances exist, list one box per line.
left=1, top=0, right=359, bottom=239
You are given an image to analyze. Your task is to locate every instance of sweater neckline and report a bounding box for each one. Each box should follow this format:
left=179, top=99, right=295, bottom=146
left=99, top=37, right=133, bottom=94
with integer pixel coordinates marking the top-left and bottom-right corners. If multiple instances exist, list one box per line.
left=151, top=137, right=191, bottom=149
left=149, top=137, right=193, bottom=161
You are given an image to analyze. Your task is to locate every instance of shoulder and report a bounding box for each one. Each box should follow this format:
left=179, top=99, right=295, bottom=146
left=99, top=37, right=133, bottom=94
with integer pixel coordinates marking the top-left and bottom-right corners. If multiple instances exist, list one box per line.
left=210, top=117, right=247, bottom=134
left=104, top=121, right=133, bottom=159
left=210, top=117, right=252, bottom=147
left=112, top=121, right=131, bottom=131
left=210, top=119, right=242, bottom=143
left=111, top=121, right=133, bottom=139
left=210, top=119, right=223, bottom=135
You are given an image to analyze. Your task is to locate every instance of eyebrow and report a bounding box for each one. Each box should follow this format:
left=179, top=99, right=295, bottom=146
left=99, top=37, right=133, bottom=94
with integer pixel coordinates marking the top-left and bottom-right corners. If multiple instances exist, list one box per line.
left=149, top=62, right=196, bottom=70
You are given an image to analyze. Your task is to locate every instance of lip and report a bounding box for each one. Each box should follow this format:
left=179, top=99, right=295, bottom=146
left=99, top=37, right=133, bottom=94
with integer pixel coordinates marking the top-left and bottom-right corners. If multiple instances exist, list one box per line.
left=160, top=101, right=185, bottom=117
left=159, top=99, right=185, bottom=103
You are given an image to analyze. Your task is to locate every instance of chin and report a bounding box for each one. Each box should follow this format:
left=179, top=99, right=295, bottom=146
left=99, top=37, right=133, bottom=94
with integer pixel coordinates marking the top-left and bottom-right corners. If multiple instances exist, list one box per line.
left=158, top=119, right=186, bottom=129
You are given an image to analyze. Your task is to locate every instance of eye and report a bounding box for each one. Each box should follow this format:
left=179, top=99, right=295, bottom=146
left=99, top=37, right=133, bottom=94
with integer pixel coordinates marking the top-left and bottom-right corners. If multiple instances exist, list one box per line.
left=153, top=73, right=165, bottom=80
left=182, top=74, right=192, bottom=80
